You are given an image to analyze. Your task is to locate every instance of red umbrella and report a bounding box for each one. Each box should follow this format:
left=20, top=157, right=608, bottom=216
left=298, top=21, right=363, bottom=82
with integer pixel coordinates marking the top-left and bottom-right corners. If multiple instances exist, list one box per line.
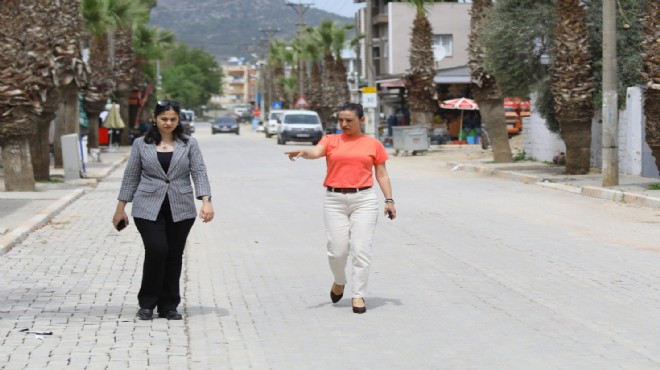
left=440, top=98, right=479, bottom=139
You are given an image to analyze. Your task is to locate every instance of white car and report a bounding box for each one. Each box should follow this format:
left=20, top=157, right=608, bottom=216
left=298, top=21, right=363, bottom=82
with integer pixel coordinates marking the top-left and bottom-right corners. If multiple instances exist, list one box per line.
left=276, top=110, right=323, bottom=145
left=265, top=110, right=285, bottom=138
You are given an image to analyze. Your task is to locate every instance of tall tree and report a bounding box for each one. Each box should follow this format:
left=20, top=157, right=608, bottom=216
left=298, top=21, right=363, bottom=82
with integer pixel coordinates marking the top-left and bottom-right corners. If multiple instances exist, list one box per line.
left=0, top=1, right=42, bottom=190
left=111, top=0, right=148, bottom=145
left=82, top=0, right=115, bottom=151
left=404, top=0, right=438, bottom=128
left=642, top=0, right=660, bottom=170
left=468, top=0, right=512, bottom=162
left=302, top=36, right=323, bottom=111
left=267, top=39, right=288, bottom=108
left=551, top=0, right=595, bottom=174
left=51, top=0, right=88, bottom=169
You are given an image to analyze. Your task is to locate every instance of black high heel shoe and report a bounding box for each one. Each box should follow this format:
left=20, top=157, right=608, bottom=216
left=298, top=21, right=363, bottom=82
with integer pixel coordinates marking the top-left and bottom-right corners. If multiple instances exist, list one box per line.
left=352, top=298, right=366, bottom=314
left=330, top=283, right=344, bottom=304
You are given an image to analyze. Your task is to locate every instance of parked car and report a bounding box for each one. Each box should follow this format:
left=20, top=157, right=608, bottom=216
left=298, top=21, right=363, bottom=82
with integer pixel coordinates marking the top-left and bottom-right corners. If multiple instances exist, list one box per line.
left=265, top=110, right=285, bottom=138
left=181, top=109, right=195, bottom=133
left=276, top=110, right=323, bottom=145
left=212, top=116, right=240, bottom=135
left=233, top=106, right=252, bottom=122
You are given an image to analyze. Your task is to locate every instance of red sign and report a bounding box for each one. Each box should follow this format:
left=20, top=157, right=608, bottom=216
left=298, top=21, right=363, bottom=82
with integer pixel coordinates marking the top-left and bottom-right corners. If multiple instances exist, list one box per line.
left=295, top=97, right=308, bottom=108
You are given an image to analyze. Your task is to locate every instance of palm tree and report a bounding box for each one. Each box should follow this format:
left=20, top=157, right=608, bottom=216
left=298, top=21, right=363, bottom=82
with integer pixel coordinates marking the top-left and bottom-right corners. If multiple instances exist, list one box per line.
left=27, top=2, right=63, bottom=181
left=82, top=0, right=115, bottom=151
left=308, top=20, right=352, bottom=124
left=0, top=0, right=56, bottom=190
left=302, top=36, right=323, bottom=111
left=550, top=0, right=595, bottom=174
left=267, top=39, right=288, bottom=108
left=404, top=0, right=437, bottom=128
left=642, top=0, right=660, bottom=169
left=331, top=23, right=353, bottom=108
left=49, top=0, right=89, bottom=170
left=468, top=0, right=512, bottom=163
left=110, top=0, right=148, bottom=145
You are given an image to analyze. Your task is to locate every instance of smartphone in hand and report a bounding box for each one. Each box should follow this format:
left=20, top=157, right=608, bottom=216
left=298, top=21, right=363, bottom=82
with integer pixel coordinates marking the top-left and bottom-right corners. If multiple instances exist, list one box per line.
left=116, top=219, right=127, bottom=231
left=387, top=210, right=393, bottom=220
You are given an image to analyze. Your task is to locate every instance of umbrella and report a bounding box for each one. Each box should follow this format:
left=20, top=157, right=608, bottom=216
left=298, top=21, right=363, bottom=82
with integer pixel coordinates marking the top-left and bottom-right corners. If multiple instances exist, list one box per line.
left=102, top=103, right=124, bottom=148
left=440, top=98, right=479, bottom=140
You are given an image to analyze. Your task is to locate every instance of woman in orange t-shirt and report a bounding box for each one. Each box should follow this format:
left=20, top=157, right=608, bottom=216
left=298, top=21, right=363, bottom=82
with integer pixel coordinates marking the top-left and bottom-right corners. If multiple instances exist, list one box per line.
left=286, top=103, right=396, bottom=314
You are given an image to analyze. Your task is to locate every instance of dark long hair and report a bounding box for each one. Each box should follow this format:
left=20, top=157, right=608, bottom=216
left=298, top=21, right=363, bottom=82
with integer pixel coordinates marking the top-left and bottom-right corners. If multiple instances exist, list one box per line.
left=143, top=102, right=189, bottom=145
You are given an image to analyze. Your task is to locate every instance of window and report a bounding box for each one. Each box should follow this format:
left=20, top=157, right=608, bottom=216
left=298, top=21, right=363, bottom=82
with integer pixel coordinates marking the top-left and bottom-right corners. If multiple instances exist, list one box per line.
left=433, top=34, right=453, bottom=58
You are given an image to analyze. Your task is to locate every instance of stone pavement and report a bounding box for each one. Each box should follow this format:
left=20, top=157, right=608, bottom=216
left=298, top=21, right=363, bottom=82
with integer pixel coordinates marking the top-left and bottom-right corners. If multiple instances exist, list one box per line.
left=3, top=144, right=660, bottom=257
left=0, top=147, right=131, bottom=255
left=2, top=137, right=660, bottom=369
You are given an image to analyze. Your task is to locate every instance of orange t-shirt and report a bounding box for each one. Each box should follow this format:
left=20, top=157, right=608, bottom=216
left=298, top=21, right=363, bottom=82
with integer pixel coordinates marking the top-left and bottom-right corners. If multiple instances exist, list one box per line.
left=319, top=134, right=389, bottom=188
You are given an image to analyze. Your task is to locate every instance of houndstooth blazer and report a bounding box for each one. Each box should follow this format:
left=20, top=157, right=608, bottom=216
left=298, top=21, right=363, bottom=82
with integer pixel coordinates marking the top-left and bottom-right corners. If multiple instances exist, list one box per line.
left=118, top=136, right=212, bottom=222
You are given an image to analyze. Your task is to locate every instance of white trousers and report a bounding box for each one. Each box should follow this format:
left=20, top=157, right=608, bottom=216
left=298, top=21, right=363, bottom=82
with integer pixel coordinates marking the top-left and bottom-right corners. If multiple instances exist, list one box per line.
left=324, top=188, right=379, bottom=298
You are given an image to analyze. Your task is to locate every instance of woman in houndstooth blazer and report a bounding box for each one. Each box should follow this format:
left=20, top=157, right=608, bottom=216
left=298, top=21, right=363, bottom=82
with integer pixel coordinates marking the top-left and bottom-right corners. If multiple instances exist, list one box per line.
left=113, top=100, right=214, bottom=321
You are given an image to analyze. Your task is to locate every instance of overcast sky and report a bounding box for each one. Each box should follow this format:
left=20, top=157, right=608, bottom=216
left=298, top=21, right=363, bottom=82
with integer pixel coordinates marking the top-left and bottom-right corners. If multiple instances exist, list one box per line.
left=313, top=0, right=364, bottom=17
left=313, top=0, right=472, bottom=17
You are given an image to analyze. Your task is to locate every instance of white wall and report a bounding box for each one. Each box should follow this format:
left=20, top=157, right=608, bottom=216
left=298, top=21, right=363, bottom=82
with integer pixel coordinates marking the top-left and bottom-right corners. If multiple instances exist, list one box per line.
left=388, top=3, right=471, bottom=76
left=523, top=87, right=654, bottom=177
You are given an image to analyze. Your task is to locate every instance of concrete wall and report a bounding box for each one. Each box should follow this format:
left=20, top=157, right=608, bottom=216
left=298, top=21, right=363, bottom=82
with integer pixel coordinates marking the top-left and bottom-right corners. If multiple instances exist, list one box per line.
left=388, top=3, right=471, bottom=75
left=523, top=87, right=658, bottom=177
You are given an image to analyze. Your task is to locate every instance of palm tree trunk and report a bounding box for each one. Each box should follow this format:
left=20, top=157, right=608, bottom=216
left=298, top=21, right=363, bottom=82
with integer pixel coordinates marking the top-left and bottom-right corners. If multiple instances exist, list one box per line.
left=53, top=84, right=80, bottom=168
left=2, top=137, right=36, bottom=191
left=31, top=89, right=60, bottom=181
left=560, top=119, right=592, bottom=174
left=477, top=97, right=512, bottom=163
left=31, top=117, right=53, bottom=181
left=117, top=85, right=131, bottom=146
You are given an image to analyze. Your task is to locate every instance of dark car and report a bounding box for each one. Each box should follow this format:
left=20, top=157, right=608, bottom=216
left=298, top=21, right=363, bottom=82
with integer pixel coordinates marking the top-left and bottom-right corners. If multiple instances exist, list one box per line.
left=212, top=116, right=240, bottom=135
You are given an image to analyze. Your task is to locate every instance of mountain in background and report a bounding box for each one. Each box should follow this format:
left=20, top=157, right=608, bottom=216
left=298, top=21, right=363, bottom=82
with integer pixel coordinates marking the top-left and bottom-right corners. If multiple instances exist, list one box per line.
left=150, top=0, right=353, bottom=63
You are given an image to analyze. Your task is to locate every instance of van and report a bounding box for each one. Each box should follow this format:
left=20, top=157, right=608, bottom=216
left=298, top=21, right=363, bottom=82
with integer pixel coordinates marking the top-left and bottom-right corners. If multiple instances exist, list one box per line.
left=276, top=110, right=323, bottom=145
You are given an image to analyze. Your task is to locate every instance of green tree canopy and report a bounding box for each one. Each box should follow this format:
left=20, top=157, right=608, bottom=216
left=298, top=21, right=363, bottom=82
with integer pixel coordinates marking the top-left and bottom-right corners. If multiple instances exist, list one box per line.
left=160, top=44, right=224, bottom=109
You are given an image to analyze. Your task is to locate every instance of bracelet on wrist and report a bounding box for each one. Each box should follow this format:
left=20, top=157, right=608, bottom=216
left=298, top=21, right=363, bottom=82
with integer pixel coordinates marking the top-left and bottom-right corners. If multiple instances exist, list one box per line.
left=384, top=198, right=395, bottom=204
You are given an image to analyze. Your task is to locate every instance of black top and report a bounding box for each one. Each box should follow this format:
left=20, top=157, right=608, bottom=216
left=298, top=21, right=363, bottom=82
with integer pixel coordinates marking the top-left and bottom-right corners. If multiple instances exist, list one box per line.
left=157, top=151, right=173, bottom=174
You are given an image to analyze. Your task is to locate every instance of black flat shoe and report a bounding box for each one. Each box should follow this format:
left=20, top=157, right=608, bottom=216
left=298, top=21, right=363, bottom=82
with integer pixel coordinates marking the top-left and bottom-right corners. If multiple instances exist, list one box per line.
left=158, top=310, right=183, bottom=320
left=137, top=308, right=153, bottom=320
left=330, top=284, right=344, bottom=304
left=352, top=298, right=366, bottom=314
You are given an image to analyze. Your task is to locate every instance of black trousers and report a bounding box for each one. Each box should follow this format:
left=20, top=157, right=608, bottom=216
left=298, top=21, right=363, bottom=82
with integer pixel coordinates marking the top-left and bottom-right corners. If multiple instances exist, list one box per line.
left=134, top=198, right=195, bottom=313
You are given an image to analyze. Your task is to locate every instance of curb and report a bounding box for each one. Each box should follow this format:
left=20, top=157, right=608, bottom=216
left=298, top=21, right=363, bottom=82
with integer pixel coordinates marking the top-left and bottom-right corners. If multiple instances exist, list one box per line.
left=447, top=162, right=660, bottom=210
left=0, top=151, right=129, bottom=255
left=0, top=189, right=85, bottom=255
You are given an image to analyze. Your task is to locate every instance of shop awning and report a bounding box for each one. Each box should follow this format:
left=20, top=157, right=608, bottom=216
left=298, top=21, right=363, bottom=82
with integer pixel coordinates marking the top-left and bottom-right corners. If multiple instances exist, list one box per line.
left=378, top=78, right=407, bottom=88
left=433, top=66, right=471, bottom=84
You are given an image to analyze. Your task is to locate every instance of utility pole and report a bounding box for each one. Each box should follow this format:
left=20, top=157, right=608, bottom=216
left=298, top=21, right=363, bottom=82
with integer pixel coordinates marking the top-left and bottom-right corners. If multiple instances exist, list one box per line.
left=286, top=1, right=313, bottom=102
left=365, top=0, right=377, bottom=138
left=260, top=27, right=280, bottom=113
left=602, top=0, right=618, bottom=186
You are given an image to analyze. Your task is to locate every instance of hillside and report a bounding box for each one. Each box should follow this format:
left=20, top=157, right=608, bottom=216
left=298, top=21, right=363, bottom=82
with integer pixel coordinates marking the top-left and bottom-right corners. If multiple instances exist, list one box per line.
left=149, top=0, right=353, bottom=62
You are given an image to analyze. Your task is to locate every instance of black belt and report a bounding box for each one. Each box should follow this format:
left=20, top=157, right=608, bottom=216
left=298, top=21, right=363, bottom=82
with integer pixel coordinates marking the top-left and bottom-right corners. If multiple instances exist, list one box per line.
left=326, top=186, right=372, bottom=193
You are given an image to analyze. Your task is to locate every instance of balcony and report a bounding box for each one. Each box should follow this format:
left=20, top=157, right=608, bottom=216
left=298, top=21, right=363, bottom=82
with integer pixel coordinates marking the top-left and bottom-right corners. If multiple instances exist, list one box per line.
left=373, top=13, right=388, bottom=25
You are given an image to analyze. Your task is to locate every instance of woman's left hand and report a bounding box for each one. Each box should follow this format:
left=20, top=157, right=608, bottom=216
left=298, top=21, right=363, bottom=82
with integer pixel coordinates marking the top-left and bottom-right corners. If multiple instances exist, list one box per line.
left=200, top=202, right=214, bottom=223
left=384, top=203, right=396, bottom=220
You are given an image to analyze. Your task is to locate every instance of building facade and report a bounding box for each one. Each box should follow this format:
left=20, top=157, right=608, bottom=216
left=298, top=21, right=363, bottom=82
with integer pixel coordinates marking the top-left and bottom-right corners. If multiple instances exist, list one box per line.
left=354, top=1, right=472, bottom=115
left=219, top=57, right=258, bottom=107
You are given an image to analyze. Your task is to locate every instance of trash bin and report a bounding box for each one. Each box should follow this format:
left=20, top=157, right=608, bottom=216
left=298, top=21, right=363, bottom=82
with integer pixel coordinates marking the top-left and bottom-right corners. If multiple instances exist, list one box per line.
left=392, top=126, right=429, bottom=156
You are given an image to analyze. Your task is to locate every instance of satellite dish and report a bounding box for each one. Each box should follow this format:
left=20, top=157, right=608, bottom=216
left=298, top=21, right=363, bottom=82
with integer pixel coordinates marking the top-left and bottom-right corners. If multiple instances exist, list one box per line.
left=433, top=45, right=446, bottom=62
